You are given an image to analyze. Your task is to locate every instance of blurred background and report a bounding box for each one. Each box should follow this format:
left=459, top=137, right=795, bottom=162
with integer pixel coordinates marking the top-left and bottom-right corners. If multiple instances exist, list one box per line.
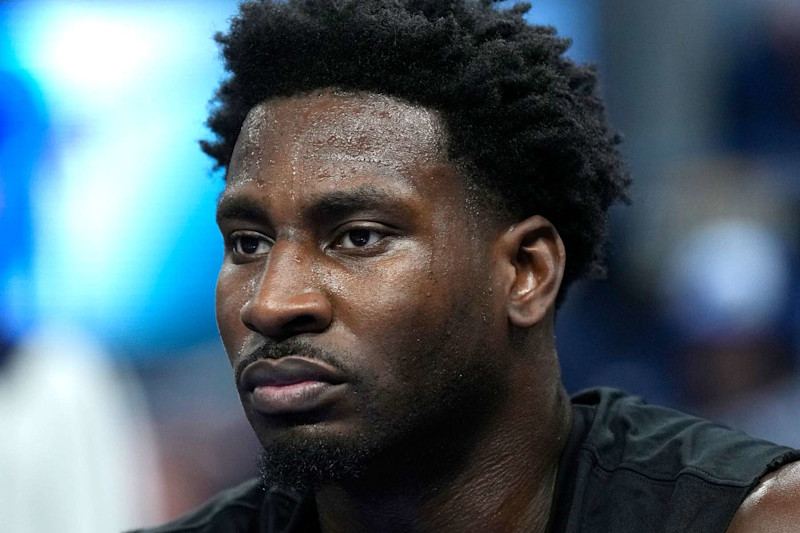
left=1, top=0, right=798, bottom=530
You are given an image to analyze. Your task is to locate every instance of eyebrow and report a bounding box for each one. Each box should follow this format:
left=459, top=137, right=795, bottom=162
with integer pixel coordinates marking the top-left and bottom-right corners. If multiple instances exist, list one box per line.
left=305, top=186, right=405, bottom=224
left=216, top=194, right=269, bottom=224
left=216, top=185, right=409, bottom=225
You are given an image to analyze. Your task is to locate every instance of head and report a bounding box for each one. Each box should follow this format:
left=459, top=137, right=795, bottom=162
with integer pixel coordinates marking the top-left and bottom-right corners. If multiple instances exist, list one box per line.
left=209, top=0, right=629, bottom=491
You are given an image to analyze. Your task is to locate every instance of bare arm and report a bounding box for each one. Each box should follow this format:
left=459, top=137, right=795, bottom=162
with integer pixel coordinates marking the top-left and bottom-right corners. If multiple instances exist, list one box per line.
left=726, top=461, right=800, bottom=533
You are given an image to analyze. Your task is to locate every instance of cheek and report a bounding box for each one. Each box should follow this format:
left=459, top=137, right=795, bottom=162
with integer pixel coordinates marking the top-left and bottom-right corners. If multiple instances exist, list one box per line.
left=330, top=248, right=481, bottom=370
left=215, top=264, right=255, bottom=359
left=333, top=254, right=446, bottom=327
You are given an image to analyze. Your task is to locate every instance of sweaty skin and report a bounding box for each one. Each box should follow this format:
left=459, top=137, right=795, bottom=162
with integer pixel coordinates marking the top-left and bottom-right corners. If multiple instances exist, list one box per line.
left=725, top=461, right=800, bottom=533
left=215, top=89, right=571, bottom=533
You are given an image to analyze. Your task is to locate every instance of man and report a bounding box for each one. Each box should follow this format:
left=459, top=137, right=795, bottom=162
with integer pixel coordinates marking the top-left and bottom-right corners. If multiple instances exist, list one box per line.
left=133, top=1, right=800, bottom=531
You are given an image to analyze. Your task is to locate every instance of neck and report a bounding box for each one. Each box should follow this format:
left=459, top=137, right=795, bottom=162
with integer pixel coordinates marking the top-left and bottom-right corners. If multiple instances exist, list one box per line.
left=313, top=369, right=572, bottom=533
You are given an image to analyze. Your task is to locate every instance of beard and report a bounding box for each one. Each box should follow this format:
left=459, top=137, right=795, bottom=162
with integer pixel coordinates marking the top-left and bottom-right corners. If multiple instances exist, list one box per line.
left=257, top=425, right=376, bottom=493
left=256, top=353, right=508, bottom=494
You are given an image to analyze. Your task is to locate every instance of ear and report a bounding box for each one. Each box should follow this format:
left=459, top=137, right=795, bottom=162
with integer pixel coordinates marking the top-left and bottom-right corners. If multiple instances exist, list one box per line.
left=497, top=215, right=566, bottom=328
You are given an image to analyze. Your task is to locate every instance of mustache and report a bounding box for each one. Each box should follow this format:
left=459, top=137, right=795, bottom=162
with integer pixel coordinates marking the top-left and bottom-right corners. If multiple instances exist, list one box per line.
left=233, top=339, right=349, bottom=386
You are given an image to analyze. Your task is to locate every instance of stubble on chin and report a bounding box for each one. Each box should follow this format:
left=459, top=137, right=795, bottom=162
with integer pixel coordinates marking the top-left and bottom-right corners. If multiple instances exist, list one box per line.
left=257, top=429, right=378, bottom=493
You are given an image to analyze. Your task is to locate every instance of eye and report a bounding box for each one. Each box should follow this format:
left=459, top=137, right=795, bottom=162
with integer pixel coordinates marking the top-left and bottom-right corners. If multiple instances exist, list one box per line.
left=336, top=228, right=383, bottom=249
left=230, top=231, right=272, bottom=257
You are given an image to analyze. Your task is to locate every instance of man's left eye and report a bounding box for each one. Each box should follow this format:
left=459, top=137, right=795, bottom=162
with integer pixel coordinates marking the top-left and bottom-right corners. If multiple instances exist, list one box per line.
left=337, top=228, right=382, bottom=249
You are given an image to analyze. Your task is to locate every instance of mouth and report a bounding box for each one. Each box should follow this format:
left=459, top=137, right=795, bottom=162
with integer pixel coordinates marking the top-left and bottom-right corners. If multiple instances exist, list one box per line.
left=238, top=356, right=347, bottom=415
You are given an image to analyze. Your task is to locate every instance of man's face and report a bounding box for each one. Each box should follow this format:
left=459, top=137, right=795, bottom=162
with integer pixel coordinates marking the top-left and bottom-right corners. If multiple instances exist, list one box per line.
left=215, top=90, right=510, bottom=488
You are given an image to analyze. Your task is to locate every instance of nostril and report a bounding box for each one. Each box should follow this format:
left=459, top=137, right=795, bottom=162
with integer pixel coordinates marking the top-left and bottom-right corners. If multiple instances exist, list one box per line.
left=254, top=315, right=323, bottom=343
left=285, top=314, right=320, bottom=334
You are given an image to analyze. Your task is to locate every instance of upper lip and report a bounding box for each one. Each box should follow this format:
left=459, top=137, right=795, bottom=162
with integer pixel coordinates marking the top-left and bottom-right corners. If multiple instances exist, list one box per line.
left=238, top=356, right=346, bottom=392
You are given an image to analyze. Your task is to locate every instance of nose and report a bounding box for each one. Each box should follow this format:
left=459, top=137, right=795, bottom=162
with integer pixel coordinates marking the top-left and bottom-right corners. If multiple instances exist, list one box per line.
left=239, top=241, right=332, bottom=341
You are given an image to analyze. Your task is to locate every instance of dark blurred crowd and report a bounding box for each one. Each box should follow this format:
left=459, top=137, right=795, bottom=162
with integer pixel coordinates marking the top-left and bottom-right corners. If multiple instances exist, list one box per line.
left=559, top=0, right=800, bottom=442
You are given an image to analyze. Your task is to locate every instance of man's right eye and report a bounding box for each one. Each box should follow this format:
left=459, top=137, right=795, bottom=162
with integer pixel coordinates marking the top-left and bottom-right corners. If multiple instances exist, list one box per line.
left=230, top=231, right=273, bottom=257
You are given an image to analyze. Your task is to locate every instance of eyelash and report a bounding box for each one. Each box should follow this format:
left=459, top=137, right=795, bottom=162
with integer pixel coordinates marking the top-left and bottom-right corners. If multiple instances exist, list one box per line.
left=332, top=227, right=387, bottom=250
left=227, top=225, right=392, bottom=260
left=228, top=231, right=273, bottom=258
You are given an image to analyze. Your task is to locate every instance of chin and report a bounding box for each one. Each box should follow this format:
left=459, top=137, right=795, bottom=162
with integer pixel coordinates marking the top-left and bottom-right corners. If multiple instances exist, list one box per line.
left=256, top=423, right=382, bottom=491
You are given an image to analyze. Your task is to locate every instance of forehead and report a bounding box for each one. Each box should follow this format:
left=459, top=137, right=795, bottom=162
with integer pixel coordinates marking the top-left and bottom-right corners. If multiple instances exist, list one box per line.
left=227, top=90, right=451, bottom=188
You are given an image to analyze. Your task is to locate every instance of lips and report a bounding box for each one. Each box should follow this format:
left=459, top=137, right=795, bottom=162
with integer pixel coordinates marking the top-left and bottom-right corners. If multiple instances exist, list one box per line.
left=238, top=356, right=347, bottom=415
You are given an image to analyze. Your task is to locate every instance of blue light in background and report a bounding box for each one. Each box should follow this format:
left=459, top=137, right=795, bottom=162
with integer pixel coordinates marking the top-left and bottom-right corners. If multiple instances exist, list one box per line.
left=4, top=0, right=240, bottom=357
left=496, top=0, right=599, bottom=63
left=0, top=4, right=48, bottom=340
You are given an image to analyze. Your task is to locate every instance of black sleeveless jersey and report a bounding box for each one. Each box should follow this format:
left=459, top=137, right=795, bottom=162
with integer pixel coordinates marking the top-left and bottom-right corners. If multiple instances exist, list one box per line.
left=546, top=388, right=799, bottom=533
left=129, top=388, right=799, bottom=533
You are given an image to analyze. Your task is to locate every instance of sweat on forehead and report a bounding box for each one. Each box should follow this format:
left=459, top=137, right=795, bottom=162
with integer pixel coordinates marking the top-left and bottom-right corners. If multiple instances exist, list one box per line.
left=226, top=90, right=450, bottom=186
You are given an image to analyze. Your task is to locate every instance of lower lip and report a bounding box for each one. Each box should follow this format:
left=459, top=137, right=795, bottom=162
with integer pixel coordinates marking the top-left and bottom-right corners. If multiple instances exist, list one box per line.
left=250, top=381, right=343, bottom=415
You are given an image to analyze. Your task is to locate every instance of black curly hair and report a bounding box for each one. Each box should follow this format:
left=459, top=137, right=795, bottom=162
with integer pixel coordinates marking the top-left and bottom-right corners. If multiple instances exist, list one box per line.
left=202, top=0, right=630, bottom=298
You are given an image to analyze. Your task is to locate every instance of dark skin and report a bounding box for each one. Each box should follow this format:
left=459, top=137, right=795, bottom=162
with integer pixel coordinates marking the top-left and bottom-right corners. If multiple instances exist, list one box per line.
left=726, top=462, right=800, bottom=532
left=215, top=89, right=800, bottom=532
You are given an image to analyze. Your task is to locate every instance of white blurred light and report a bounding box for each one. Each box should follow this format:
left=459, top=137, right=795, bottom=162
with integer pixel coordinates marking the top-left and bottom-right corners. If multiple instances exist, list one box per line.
left=10, top=2, right=182, bottom=111
left=36, top=15, right=158, bottom=92
left=664, top=219, right=790, bottom=339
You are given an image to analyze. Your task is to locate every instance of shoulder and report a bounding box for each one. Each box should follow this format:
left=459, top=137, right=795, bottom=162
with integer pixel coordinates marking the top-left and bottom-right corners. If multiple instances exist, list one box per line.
left=564, top=388, right=800, bottom=532
left=726, top=460, right=800, bottom=533
left=572, top=388, right=794, bottom=484
left=126, top=479, right=269, bottom=533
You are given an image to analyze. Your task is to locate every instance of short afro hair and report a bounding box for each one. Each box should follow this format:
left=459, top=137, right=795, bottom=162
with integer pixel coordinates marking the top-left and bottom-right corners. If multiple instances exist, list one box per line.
left=202, top=0, right=630, bottom=298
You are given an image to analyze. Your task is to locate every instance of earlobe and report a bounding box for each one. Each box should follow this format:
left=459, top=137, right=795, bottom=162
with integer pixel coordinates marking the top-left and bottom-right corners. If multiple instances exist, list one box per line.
left=500, top=215, right=565, bottom=329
